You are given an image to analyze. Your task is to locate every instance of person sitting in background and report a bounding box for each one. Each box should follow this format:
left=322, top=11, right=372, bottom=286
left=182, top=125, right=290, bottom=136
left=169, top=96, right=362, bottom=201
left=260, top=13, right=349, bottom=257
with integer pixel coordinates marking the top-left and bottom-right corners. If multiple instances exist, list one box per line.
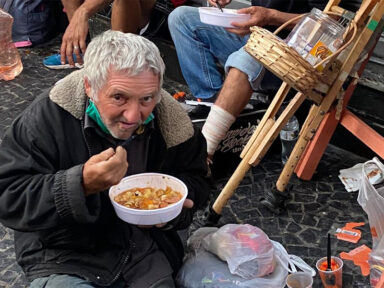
left=168, top=0, right=329, bottom=159
left=0, top=30, right=209, bottom=287
left=44, top=0, right=156, bottom=69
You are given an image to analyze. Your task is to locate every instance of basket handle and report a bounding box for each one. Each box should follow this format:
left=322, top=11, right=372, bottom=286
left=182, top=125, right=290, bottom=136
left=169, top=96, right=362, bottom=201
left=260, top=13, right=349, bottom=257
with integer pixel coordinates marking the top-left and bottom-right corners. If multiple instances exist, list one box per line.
left=273, top=11, right=357, bottom=70
left=315, top=19, right=357, bottom=69
left=273, top=14, right=307, bottom=36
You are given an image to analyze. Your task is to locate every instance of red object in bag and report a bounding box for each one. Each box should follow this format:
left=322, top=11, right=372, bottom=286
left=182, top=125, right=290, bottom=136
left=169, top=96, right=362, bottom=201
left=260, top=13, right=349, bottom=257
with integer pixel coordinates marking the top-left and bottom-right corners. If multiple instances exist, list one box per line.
left=170, top=0, right=187, bottom=7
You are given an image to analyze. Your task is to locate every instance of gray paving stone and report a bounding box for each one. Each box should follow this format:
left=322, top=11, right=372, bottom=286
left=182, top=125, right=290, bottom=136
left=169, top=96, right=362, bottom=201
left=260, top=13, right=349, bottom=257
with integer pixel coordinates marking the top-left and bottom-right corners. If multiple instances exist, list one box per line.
left=299, top=228, right=321, bottom=244
left=286, top=222, right=302, bottom=233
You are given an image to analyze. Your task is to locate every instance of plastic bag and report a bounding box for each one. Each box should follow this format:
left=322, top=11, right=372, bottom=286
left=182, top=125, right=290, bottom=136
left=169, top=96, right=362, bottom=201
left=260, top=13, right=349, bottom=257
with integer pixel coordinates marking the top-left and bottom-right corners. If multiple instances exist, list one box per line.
left=357, top=158, right=384, bottom=287
left=369, top=236, right=384, bottom=287
left=357, top=157, right=384, bottom=248
left=203, top=224, right=275, bottom=278
left=176, top=226, right=315, bottom=288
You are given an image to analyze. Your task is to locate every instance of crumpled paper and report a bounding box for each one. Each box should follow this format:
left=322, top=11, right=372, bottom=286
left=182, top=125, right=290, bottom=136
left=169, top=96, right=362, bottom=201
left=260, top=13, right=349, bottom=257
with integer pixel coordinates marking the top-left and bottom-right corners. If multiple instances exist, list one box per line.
left=339, top=157, right=384, bottom=192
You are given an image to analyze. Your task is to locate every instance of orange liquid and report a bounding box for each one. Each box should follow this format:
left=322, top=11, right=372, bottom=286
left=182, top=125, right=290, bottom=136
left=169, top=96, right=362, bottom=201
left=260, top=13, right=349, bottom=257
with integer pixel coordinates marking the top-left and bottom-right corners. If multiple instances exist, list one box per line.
left=318, top=260, right=342, bottom=288
left=319, top=259, right=340, bottom=271
left=0, top=58, right=23, bottom=81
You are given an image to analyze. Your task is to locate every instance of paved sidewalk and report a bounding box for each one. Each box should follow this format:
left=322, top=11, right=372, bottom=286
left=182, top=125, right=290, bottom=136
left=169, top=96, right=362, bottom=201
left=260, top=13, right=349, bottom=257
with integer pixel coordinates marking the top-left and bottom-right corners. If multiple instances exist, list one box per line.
left=0, top=37, right=373, bottom=287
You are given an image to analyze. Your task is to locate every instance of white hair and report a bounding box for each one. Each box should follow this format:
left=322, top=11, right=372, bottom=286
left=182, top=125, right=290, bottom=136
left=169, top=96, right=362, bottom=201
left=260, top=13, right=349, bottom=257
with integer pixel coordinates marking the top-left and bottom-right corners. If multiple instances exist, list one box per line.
left=83, top=30, right=165, bottom=100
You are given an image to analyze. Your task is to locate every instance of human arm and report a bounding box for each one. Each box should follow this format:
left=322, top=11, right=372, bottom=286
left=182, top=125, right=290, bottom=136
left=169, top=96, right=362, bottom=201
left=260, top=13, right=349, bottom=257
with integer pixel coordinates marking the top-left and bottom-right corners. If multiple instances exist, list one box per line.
left=0, top=98, right=126, bottom=231
left=227, top=6, right=302, bottom=36
left=61, top=0, right=111, bottom=67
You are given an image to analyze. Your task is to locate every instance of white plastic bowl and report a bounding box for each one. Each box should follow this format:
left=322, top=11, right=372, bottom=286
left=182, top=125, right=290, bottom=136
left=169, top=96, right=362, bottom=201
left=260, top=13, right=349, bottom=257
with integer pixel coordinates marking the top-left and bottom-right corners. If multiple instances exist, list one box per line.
left=198, top=7, right=251, bottom=28
left=109, top=173, right=188, bottom=225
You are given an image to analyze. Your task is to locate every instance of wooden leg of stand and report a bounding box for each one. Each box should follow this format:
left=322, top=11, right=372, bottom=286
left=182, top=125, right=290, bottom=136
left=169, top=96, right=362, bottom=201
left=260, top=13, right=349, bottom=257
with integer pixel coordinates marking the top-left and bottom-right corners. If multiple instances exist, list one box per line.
left=341, top=109, right=384, bottom=158
left=276, top=102, right=326, bottom=192
left=212, top=119, right=275, bottom=214
left=249, top=92, right=307, bottom=165
left=276, top=132, right=312, bottom=192
left=241, top=82, right=290, bottom=158
left=295, top=110, right=339, bottom=180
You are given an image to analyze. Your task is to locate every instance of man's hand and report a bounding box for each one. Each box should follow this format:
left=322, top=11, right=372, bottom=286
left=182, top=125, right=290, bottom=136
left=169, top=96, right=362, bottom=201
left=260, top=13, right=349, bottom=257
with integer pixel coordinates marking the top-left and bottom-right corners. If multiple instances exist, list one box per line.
left=139, top=199, right=194, bottom=229
left=60, top=6, right=89, bottom=67
left=226, top=6, right=272, bottom=36
left=182, top=198, right=194, bottom=209
left=83, top=147, right=128, bottom=196
left=207, top=0, right=231, bottom=8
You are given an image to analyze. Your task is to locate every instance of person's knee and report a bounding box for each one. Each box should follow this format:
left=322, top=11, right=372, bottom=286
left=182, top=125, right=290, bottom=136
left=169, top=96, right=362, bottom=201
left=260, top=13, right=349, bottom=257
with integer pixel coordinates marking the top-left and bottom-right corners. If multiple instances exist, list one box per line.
left=168, top=6, right=189, bottom=31
left=225, top=48, right=265, bottom=90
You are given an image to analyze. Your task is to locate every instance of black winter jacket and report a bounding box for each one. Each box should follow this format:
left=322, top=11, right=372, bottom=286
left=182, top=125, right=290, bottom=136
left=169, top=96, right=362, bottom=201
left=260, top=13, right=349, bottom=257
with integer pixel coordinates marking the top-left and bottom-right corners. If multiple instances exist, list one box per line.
left=0, top=70, right=210, bottom=286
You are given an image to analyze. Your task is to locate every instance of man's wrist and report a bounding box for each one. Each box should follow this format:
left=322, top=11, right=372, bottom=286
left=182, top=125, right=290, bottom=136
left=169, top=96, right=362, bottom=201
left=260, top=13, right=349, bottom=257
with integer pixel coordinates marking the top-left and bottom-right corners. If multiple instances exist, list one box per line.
left=78, top=2, right=98, bottom=19
left=268, top=9, right=280, bottom=27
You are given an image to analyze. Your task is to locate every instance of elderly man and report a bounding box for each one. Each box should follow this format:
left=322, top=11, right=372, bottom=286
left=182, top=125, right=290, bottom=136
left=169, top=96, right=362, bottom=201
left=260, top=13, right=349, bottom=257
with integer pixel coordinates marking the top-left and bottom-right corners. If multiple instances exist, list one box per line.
left=0, top=30, right=209, bottom=287
left=168, top=0, right=331, bottom=158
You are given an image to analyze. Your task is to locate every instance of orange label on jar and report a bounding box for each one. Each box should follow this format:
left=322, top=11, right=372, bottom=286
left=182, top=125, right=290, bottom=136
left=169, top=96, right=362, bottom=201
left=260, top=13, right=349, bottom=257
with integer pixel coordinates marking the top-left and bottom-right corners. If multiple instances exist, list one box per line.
left=307, top=40, right=333, bottom=71
left=310, top=41, right=332, bottom=60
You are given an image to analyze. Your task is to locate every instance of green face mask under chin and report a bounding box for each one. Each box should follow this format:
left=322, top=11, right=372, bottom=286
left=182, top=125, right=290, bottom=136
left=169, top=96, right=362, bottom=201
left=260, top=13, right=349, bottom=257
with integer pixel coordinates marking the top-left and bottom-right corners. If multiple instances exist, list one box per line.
left=86, top=99, right=110, bottom=135
left=85, top=100, right=155, bottom=135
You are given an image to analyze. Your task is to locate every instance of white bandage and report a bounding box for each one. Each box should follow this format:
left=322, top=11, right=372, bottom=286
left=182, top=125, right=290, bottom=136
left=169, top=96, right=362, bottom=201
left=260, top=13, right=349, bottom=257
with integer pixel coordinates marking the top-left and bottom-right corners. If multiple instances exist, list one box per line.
left=202, top=105, right=236, bottom=155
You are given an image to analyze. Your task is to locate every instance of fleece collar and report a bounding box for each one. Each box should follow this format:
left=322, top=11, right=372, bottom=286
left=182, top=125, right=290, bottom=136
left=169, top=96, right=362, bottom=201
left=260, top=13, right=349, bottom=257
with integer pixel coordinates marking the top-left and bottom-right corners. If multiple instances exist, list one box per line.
left=49, top=70, right=194, bottom=148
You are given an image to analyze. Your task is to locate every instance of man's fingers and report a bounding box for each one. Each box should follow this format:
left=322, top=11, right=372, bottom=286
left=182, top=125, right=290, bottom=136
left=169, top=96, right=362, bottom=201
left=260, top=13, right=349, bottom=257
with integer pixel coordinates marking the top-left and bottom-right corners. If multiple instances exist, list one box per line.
left=226, top=27, right=247, bottom=35
left=218, top=0, right=231, bottom=6
left=92, top=148, right=116, bottom=163
left=183, top=199, right=194, bottom=209
left=73, top=44, right=81, bottom=66
left=79, top=41, right=86, bottom=64
left=237, top=7, right=252, bottom=14
left=231, top=21, right=249, bottom=28
left=107, top=146, right=128, bottom=180
left=66, top=43, right=75, bottom=67
left=60, top=41, right=67, bottom=65
left=114, top=146, right=127, bottom=160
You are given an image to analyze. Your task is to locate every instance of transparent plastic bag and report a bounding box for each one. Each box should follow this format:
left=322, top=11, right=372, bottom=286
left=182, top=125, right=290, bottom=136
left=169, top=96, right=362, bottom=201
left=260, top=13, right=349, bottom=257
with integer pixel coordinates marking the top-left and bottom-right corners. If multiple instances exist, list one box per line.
left=369, top=236, right=384, bottom=288
left=176, top=226, right=315, bottom=288
left=357, top=158, right=384, bottom=248
left=357, top=158, right=384, bottom=287
left=203, top=224, right=275, bottom=278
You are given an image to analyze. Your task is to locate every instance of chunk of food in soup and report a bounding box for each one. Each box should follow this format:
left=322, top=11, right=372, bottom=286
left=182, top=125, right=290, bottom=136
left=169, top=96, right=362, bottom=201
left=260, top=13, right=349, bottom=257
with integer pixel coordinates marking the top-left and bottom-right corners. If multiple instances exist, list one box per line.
left=114, top=186, right=183, bottom=210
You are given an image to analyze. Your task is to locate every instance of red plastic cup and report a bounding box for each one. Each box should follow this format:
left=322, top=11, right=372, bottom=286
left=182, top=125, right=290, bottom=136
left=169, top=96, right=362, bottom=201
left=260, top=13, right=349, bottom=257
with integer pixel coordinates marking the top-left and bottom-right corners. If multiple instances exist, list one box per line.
left=316, top=256, right=343, bottom=288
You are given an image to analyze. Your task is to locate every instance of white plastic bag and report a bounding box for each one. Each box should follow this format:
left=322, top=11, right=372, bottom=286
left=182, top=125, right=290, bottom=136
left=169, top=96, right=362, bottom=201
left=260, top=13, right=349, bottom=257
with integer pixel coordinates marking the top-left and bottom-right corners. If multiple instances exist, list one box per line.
left=203, top=224, right=275, bottom=278
left=369, top=235, right=384, bottom=287
left=176, top=226, right=315, bottom=288
left=357, top=158, right=384, bottom=248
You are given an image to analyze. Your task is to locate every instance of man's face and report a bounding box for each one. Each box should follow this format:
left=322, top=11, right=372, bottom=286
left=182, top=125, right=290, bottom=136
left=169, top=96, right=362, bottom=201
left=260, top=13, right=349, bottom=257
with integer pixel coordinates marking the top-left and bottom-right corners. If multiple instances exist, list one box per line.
left=88, top=69, right=159, bottom=139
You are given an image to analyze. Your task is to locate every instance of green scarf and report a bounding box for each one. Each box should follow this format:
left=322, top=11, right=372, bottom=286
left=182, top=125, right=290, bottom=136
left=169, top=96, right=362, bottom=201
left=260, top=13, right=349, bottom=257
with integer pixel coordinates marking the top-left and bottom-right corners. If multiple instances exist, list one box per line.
left=86, top=100, right=154, bottom=135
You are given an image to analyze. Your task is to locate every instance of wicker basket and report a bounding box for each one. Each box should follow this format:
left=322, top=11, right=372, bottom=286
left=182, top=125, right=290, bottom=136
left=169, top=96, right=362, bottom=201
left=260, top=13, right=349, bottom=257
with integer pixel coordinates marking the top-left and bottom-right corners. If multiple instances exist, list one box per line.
left=245, top=26, right=323, bottom=96
left=245, top=14, right=356, bottom=101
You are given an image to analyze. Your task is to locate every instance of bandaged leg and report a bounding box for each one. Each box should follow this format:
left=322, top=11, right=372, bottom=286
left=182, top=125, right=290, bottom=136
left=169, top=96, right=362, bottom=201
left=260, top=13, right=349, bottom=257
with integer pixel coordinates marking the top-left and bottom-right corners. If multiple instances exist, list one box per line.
left=202, top=105, right=236, bottom=156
